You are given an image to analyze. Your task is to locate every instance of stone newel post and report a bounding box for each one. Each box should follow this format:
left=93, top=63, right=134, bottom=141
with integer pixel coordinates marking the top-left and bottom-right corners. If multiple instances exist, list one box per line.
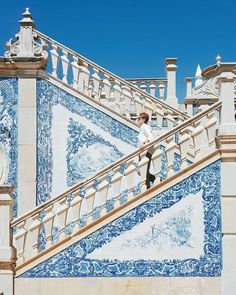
left=213, top=66, right=236, bottom=295
left=165, top=58, right=178, bottom=109
left=18, top=8, right=36, bottom=57
left=217, top=74, right=236, bottom=136
left=0, top=186, right=15, bottom=295
left=1, top=8, right=48, bottom=215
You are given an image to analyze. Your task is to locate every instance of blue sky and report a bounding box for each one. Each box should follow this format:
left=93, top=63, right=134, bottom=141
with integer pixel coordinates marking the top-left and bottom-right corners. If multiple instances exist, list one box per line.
left=1, top=0, right=236, bottom=101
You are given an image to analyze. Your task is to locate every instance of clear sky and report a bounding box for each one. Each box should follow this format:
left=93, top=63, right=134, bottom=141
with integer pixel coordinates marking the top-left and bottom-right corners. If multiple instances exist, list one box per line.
left=1, top=0, right=236, bottom=101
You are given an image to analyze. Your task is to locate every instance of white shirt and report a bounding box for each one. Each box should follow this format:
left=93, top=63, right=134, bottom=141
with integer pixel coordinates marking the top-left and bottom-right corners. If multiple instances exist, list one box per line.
left=138, top=123, right=153, bottom=147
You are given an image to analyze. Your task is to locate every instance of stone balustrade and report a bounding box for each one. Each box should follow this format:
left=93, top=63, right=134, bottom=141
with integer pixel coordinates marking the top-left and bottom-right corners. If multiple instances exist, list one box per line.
left=11, top=101, right=221, bottom=265
left=34, top=30, right=188, bottom=126
left=125, top=78, right=167, bottom=100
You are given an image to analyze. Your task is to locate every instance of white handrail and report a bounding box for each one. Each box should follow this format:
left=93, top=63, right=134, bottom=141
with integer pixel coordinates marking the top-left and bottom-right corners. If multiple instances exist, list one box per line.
left=34, top=29, right=189, bottom=123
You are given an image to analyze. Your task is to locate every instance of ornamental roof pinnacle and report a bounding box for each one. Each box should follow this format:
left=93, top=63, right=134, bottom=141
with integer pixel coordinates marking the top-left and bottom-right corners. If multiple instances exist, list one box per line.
left=19, top=7, right=35, bottom=28
left=195, top=64, right=202, bottom=78
left=195, top=64, right=203, bottom=87
left=216, top=54, right=222, bottom=66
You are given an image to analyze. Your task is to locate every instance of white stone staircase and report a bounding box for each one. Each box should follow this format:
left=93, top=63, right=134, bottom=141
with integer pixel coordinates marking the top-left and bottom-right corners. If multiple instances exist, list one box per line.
left=11, top=100, right=221, bottom=276
left=34, top=29, right=188, bottom=132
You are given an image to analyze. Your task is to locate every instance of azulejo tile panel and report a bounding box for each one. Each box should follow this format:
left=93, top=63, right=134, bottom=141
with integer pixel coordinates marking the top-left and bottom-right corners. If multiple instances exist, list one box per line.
left=67, top=118, right=124, bottom=186
left=0, top=78, right=18, bottom=217
left=21, top=161, right=222, bottom=277
left=37, top=79, right=138, bottom=204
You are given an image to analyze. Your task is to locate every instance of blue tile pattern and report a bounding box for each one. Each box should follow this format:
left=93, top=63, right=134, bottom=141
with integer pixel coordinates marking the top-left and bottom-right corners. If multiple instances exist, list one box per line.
left=0, top=78, right=18, bottom=217
left=67, top=118, right=123, bottom=186
left=36, top=79, right=138, bottom=204
left=21, top=161, right=222, bottom=277
left=121, top=206, right=193, bottom=250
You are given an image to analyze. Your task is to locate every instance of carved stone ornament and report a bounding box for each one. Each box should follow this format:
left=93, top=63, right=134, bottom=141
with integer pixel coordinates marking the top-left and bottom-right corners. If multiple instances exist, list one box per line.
left=193, top=76, right=220, bottom=99
left=4, top=8, right=48, bottom=61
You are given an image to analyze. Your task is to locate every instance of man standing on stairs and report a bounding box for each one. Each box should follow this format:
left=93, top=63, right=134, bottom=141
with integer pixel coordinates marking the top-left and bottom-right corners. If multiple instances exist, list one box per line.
left=137, top=112, right=156, bottom=189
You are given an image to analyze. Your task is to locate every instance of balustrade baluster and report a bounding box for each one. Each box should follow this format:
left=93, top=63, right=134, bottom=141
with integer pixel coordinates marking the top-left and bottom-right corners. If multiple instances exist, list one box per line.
left=184, top=127, right=196, bottom=163
left=178, top=132, right=192, bottom=169
left=192, top=119, right=209, bottom=158
left=140, top=83, right=147, bottom=92
left=158, top=82, right=165, bottom=100
left=53, top=197, right=68, bottom=241
left=94, top=179, right=109, bottom=217
left=50, top=44, right=59, bottom=78
left=119, top=168, right=129, bottom=205
left=121, top=85, right=132, bottom=118
left=113, top=80, right=122, bottom=113
left=149, top=83, right=156, bottom=97
left=124, top=163, right=138, bottom=201
left=205, top=112, right=218, bottom=148
left=151, top=147, right=163, bottom=183
left=109, top=170, right=123, bottom=208
left=138, top=151, right=150, bottom=192
left=80, top=186, right=96, bottom=224
left=68, top=194, right=82, bottom=232
left=155, top=105, right=165, bottom=132
left=78, top=61, right=90, bottom=96
left=41, top=205, right=54, bottom=248
left=24, top=213, right=41, bottom=260
left=92, top=68, right=100, bottom=100
left=143, top=100, right=154, bottom=119
left=103, top=74, right=112, bottom=100
left=106, top=183, right=115, bottom=212
left=71, top=55, right=79, bottom=89
left=132, top=168, right=142, bottom=196
left=165, top=137, right=181, bottom=176
left=65, top=201, right=74, bottom=236
left=133, top=91, right=143, bottom=115
left=61, top=50, right=69, bottom=83
left=13, top=221, right=27, bottom=264
left=165, top=114, right=176, bottom=130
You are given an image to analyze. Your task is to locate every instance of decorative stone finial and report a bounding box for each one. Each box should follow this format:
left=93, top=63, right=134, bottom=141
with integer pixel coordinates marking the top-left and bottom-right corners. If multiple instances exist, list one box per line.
left=4, top=8, right=48, bottom=64
left=195, top=64, right=203, bottom=87
left=216, top=54, right=222, bottom=66
left=19, top=8, right=35, bottom=28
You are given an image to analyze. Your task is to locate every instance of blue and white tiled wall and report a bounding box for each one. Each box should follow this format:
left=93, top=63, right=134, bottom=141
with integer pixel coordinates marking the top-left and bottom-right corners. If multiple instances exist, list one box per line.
left=21, top=160, right=222, bottom=278
left=0, top=77, right=18, bottom=217
left=37, top=79, right=138, bottom=204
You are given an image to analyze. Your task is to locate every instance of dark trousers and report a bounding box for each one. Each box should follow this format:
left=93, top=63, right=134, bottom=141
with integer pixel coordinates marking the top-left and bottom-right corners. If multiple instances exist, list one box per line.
left=145, top=152, right=156, bottom=189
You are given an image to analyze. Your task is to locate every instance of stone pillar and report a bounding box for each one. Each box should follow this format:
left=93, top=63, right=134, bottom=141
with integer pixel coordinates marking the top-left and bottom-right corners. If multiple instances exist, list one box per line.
left=184, top=77, right=193, bottom=116
left=216, top=73, right=236, bottom=295
left=185, top=77, right=193, bottom=98
left=0, top=186, right=16, bottom=295
left=165, top=58, right=178, bottom=109
left=217, top=74, right=236, bottom=136
left=1, top=8, right=48, bottom=215
left=18, top=78, right=37, bottom=215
